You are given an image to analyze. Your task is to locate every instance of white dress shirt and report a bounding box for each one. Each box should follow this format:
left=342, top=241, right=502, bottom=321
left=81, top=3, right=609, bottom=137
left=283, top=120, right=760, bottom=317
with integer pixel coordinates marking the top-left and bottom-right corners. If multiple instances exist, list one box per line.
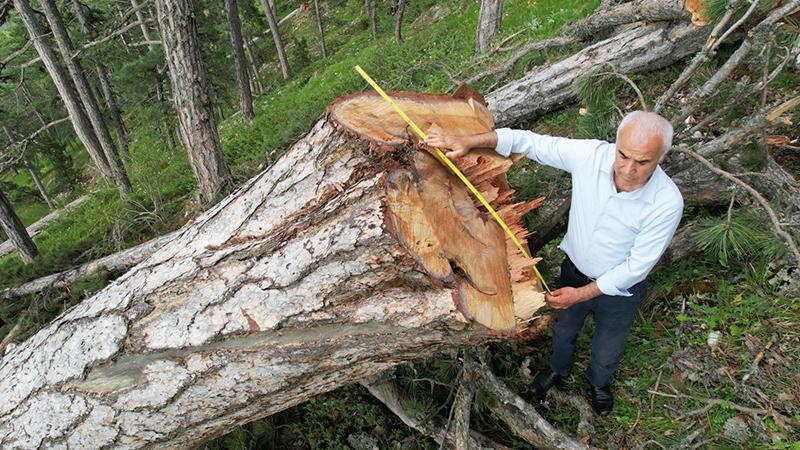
left=494, top=128, right=684, bottom=297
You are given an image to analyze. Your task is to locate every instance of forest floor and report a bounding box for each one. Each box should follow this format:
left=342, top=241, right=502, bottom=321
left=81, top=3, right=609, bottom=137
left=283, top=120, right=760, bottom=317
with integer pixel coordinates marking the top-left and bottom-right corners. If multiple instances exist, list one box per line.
left=1, top=0, right=799, bottom=448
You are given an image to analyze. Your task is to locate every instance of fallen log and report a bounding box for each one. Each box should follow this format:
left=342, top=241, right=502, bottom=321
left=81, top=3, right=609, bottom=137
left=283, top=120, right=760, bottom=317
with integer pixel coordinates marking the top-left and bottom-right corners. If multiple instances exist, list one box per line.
left=487, top=20, right=709, bottom=127
left=0, top=195, right=88, bottom=258
left=0, top=228, right=179, bottom=300
left=0, top=91, right=549, bottom=449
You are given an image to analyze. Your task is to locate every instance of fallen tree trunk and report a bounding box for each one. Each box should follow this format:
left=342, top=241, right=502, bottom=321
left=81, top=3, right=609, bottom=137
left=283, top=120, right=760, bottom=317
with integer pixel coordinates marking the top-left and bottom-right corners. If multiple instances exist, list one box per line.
left=0, top=195, right=88, bottom=258
left=0, top=91, right=549, bottom=449
left=0, top=228, right=179, bottom=300
left=487, top=20, right=708, bottom=127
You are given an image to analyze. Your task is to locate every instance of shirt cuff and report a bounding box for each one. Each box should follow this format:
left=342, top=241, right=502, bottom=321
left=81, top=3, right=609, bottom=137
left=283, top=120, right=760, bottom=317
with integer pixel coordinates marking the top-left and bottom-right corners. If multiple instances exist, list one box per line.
left=595, top=274, right=632, bottom=297
left=494, top=128, right=514, bottom=158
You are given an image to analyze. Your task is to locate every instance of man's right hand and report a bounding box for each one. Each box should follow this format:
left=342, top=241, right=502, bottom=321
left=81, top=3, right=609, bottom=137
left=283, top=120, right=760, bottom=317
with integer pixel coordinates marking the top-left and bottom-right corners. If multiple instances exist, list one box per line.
left=423, top=135, right=472, bottom=159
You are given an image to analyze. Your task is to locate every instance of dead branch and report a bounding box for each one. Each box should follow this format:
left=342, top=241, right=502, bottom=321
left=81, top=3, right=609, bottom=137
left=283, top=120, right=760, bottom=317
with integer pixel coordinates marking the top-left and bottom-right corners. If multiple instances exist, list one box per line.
left=465, top=36, right=577, bottom=85
left=469, top=357, right=594, bottom=450
left=676, top=140, right=800, bottom=266
left=671, top=0, right=800, bottom=128
left=653, top=3, right=736, bottom=113
left=360, top=373, right=510, bottom=450
left=547, top=388, right=596, bottom=440
left=453, top=353, right=476, bottom=450
left=711, top=0, right=761, bottom=53
left=1, top=227, right=179, bottom=300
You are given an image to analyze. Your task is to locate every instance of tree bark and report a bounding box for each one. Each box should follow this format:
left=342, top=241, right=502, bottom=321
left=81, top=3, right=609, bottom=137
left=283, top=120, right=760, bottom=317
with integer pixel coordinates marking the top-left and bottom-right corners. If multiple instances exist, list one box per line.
left=0, top=189, right=38, bottom=264
left=368, top=0, right=377, bottom=38
left=312, top=0, right=327, bottom=58
left=224, top=0, right=254, bottom=123
left=476, top=0, right=503, bottom=54
left=0, top=92, right=548, bottom=448
left=96, top=64, right=130, bottom=149
left=486, top=20, right=709, bottom=127
left=243, top=36, right=264, bottom=94
left=156, top=0, right=232, bottom=205
left=69, top=0, right=130, bottom=150
left=260, top=0, right=290, bottom=79
left=12, top=0, right=114, bottom=182
left=394, top=0, right=406, bottom=44
left=39, top=0, right=132, bottom=196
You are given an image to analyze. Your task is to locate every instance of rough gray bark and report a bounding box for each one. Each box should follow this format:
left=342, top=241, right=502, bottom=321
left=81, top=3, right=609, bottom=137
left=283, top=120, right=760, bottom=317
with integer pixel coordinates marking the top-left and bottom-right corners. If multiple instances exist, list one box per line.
left=394, top=0, right=406, bottom=44
left=260, top=0, right=290, bottom=79
left=243, top=37, right=264, bottom=94
left=12, top=0, right=114, bottom=181
left=0, top=196, right=89, bottom=258
left=224, top=0, right=254, bottom=122
left=39, top=0, right=132, bottom=196
left=486, top=20, right=709, bottom=127
left=70, top=0, right=130, bottom=150
left=0, top=112, right=536, bottom=448
left=312, top=0, right=327, bottom=57
left=368, top=0, right=377, bottom=38
left=96, top=64, right=130, bottom=149
left=156, top=0, right=232, bottom=205
left=0, top=189, right=38, bottom=264
left=476, top=0, right=503, bottom=54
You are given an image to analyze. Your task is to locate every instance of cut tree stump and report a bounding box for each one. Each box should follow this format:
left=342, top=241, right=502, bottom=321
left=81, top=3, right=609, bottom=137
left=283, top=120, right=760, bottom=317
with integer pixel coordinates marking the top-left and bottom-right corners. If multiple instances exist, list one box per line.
left=0, top=91, right=547, bottom=449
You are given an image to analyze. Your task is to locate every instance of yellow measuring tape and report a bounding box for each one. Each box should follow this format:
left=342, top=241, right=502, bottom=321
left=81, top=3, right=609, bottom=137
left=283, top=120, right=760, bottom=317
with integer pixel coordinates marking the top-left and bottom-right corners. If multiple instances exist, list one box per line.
left=355, top=65, right=551, bottom=293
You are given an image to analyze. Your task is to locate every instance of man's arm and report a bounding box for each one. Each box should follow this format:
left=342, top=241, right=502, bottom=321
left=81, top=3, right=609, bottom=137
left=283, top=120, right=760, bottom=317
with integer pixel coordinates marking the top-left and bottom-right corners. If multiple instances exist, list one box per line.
left=426, top=129, right=605, bottom=174
left=424, top=132, right=497, bottom=159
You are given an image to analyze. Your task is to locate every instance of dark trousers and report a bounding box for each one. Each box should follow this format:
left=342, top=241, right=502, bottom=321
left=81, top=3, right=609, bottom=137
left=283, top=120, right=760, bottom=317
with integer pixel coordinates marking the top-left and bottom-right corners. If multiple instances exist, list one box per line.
left=548, top=258, right=646, bottom=388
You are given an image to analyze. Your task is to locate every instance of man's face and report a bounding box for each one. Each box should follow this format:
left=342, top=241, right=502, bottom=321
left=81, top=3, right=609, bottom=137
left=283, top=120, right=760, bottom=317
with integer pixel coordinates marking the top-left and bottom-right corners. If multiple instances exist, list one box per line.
left=614, top=125, right=664, bottom=192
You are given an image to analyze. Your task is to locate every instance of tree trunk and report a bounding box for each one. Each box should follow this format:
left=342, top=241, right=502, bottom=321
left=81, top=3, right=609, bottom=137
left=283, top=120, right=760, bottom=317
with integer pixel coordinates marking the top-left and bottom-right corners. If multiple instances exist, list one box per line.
left=476, top=0, right=503, bottom=54
left=12, top=0, right=114, bottom=182
left=156, top=0, right=232, bottom=206
left=243, top=37, right=264, bottom=94
left=155, top=81, right=176, bottom=149
left=39, top=0, right=132, bottom=196
left=260, top=0, right=290, bottom=79
left=486, top=20, right=709, bottom=127
left=130, top=0, right=153, bottom=42
left=370, top=0, right=377, bottom=38
left=312, top=0, right=327, bottom=58
left=96, top=64, right=130, bottom=149
left=224, top=0, right=254, bottom=122
left=0, top=195, right=89, bottom=259
left=0, top=189, right=38, bottom=264
left=0, top=92, right=548, bottom=448
left=394, top=0, right=406, bottom=44
left=2, top=127, right=54, bottom=210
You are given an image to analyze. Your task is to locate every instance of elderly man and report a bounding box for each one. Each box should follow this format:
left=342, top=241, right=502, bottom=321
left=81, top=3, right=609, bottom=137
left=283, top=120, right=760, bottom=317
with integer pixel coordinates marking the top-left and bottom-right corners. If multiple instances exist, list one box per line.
left=425, top=111, right=683, bottom=415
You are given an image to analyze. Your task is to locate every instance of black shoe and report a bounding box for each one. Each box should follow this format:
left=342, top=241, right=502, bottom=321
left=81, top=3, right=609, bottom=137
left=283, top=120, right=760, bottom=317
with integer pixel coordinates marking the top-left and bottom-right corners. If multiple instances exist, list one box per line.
left=528, top=367, right=563, bottom=399
left=589, top=384, right=613, bottom=416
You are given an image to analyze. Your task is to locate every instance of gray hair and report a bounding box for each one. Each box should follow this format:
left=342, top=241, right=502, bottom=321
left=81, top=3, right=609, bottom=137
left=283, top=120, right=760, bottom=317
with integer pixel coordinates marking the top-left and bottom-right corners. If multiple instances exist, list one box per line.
left=616, top=111, right=673, bottom=156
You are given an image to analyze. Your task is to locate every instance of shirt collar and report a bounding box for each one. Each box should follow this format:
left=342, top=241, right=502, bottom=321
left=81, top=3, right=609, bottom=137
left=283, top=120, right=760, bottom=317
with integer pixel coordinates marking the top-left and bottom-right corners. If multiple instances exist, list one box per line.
left=604, top=144, right=659, bottom=204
